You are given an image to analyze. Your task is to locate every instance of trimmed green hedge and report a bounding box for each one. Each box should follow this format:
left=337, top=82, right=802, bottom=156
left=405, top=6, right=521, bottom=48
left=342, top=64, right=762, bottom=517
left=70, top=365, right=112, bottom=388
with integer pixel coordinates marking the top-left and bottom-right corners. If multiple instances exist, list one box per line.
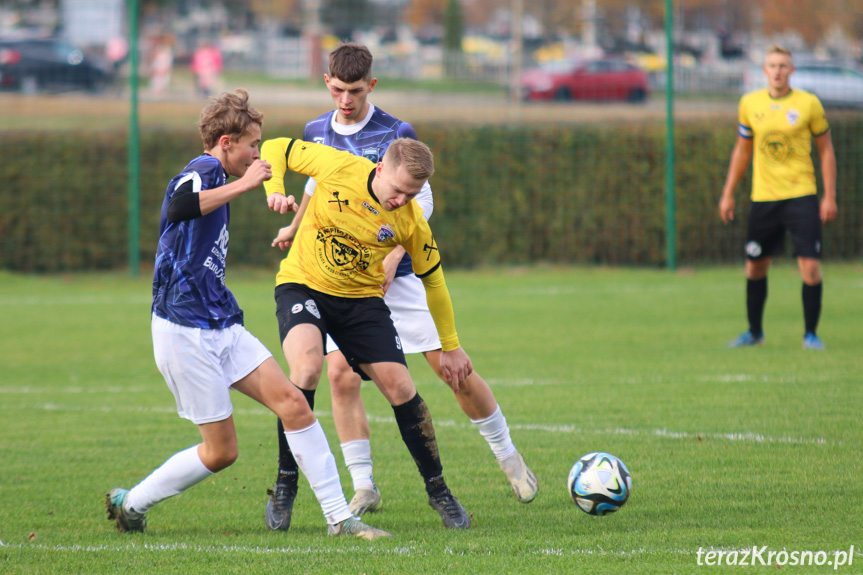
left=2, top=119, right=861, bottom=272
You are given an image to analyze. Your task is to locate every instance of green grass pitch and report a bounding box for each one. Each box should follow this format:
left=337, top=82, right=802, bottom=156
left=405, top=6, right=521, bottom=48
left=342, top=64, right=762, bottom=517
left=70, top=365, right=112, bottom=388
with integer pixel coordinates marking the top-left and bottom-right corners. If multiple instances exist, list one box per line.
left=1, top=265, right=861, bottom=574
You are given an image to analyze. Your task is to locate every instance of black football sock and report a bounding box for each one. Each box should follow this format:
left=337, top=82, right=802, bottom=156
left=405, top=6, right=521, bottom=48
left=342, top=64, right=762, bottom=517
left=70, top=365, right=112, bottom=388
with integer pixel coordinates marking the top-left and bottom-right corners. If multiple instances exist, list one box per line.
left=392, top=392, right=447, bottom=496
left=275, top=386, right=317, bottom=484
left=746, top=277, right=767, bottom=337
left=802, top=281, right=823, bottom=335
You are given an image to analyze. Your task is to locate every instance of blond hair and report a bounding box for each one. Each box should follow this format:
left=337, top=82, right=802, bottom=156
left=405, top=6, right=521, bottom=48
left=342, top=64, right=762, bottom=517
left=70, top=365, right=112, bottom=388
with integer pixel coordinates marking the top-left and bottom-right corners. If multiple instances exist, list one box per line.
left=384, top=139, right=434, bottom=181
left=198, top=88, right=263, bottom=150
left=766, top=44, right=793, bottom=59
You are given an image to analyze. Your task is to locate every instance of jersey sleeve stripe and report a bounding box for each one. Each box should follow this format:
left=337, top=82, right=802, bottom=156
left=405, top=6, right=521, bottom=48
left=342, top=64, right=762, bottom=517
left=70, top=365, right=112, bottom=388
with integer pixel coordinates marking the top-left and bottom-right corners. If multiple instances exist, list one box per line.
left=284, top=138, right=297, bottom=162
left=416, top=261, right=441, bottom=279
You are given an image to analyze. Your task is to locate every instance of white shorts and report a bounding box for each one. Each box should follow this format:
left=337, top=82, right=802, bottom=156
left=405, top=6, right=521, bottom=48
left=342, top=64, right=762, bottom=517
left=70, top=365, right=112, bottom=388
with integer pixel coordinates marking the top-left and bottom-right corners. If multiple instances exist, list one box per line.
left=152, top=314, right=272, bottom=424
left=325, top=273, right=441, bottom=356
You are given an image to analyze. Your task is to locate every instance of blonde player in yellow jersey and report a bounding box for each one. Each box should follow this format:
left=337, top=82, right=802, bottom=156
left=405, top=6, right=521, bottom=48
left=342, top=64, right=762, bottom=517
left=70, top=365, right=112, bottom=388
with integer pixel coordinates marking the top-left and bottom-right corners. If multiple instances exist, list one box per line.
left=719, top=44, right=837, bottom=350
left=261, top=137, right=473, bottom=529
left=260, top=45, right=536, bottom=534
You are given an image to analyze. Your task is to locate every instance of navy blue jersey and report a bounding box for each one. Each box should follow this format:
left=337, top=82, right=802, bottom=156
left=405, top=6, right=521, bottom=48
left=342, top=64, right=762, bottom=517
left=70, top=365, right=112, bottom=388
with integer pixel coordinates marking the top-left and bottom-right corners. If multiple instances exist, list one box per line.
left=303, top=105, right=418, bottom=164
left=303, top=105, right=433, bottom=278
left=152, top=154, right=244, bottom=329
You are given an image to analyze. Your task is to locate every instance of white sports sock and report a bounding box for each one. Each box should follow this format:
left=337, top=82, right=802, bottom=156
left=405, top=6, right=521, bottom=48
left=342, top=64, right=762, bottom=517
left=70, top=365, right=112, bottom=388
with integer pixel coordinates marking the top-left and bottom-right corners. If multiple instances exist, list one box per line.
left=125, top=445, right=213, bottom=514
left=285, top=421, right=352, bottom=525
left=471, top=405, right=517, bottom=461
left=340, top=439, right=376, bottom=492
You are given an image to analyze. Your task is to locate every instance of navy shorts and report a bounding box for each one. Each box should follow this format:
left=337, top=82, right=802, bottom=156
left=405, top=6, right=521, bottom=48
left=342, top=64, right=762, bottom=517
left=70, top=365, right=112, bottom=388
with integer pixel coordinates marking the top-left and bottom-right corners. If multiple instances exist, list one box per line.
left=274, top=283, right=406, bottom=380
left=746, top=195, right=822, bottom=260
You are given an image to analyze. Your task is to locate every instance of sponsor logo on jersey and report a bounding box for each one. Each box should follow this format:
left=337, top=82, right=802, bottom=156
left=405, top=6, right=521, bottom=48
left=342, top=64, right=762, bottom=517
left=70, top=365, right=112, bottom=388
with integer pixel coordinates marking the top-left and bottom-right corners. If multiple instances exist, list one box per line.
left=315, top=226, right=371, bottom=279
left=362, top=147, right=381, bottom=163
left=313, top=137, right=324, bottom=144
left=746, top=241, right=762, bottom=258
left=377, top=224, right=395, bottom=243
left=215, top=223, right=229, bottom=258
left=423, top=240, right=439, bottom=261
left=786, top=109, right=800, bottom=126
left=328, top=191, right=349, bottom=212
left=304, top=299, right=321, bottom=319
left=291, top=303, right=303, bottom=314
left=362, top=201, right=379, bottom=215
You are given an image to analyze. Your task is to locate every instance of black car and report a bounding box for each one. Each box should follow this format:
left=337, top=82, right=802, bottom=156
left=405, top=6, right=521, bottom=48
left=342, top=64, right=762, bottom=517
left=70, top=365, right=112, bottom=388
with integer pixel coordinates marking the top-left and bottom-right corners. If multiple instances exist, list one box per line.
left=0, top=37, right=112, bottom=93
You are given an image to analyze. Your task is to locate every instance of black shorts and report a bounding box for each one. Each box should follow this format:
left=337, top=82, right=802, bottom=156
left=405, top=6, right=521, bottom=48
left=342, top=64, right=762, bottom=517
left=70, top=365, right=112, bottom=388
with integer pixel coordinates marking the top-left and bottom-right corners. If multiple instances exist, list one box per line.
left=274, top=283, right=406, bottom=380
left=746, top=195, right=822, bottom=260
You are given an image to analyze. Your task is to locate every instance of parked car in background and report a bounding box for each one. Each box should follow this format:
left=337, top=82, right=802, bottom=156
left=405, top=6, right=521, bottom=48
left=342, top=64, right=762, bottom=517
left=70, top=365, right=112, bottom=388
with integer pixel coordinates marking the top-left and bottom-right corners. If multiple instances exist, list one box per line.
left=521, top=58, right=649, bottom=103
left=742, top=61, right=863, bottom=108
left=0, top=37, right=111, bottom=94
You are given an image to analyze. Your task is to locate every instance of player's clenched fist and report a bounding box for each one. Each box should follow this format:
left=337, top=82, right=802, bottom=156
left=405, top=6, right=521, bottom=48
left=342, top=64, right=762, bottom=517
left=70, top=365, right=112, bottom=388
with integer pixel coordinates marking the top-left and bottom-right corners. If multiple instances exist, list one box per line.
left=267, top=192, right=298, bottom=215
left=243, top=159, right=272, bottom=188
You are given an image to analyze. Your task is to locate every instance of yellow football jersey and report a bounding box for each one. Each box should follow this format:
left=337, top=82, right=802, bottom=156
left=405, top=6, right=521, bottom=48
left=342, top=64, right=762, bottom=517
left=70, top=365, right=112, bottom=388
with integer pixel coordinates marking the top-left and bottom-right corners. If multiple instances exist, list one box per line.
left=738, top=88, right=829, bottom=202
left=262, top=138, right=441, bottom=298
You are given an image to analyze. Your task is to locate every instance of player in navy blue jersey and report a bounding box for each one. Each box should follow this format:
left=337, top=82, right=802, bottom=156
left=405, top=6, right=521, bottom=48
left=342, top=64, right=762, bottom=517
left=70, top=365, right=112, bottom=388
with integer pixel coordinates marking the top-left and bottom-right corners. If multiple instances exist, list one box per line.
left=264, top=44, right=538, bottom=531
left=105, top=89, right=390, bottom=540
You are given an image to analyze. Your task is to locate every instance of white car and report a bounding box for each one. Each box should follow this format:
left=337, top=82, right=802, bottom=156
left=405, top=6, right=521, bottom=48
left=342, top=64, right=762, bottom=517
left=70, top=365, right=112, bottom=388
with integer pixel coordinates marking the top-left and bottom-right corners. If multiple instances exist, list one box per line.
left=742, top=61, right=863, bottom=108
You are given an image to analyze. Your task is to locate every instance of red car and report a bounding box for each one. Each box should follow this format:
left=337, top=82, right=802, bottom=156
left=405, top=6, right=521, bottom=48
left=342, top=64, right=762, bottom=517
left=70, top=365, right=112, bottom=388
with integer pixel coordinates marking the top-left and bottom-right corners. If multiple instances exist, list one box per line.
left=521, top=58, right=649, bottom=103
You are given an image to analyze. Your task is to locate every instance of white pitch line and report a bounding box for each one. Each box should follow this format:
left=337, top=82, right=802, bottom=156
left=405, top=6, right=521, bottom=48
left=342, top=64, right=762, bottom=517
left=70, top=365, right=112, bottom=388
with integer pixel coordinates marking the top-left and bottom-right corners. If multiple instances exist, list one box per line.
left=699, top=374, right=839, bottom=384
left=1, top=401, right=836, bottom=446
left=500, top=283, right=739, bottom=297
left=0, top=541, right=716, bottom=558
left=3, top=374, right=844, bottom=395
left=7, top=541, right=858, bottom=560
left=0, top=386, right=156, bottom=395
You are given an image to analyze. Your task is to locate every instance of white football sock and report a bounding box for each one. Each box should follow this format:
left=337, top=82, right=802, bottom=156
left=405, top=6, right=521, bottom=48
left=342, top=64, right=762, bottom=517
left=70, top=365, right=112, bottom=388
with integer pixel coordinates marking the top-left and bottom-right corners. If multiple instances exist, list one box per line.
left=340, top=439, right=376, bottom=492
left=471, top=404, right=517, bottom=461
left=125, top=445, right=213, bottom=514
left=285, top=421, right=352, bottom=525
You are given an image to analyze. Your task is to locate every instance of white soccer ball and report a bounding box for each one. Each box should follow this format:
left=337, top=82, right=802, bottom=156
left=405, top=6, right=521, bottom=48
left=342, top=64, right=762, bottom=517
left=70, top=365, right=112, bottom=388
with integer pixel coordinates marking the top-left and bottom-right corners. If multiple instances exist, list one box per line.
left=567, top=452, right=632, bottom=516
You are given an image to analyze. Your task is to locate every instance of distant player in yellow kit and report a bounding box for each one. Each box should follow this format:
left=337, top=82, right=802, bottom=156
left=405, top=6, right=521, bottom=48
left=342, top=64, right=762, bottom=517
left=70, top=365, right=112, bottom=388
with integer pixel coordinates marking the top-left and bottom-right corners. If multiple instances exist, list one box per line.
left=719, top=44, right=837, bottom=350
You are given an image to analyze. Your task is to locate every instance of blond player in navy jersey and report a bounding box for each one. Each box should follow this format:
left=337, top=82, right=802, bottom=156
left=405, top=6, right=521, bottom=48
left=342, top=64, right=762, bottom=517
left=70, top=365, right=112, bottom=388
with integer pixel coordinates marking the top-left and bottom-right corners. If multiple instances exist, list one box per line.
left=720, top=45, right=837, bottom=350
left=104, top=89, right=389, bottom=540
left=262, top=44, right=537, bottom=533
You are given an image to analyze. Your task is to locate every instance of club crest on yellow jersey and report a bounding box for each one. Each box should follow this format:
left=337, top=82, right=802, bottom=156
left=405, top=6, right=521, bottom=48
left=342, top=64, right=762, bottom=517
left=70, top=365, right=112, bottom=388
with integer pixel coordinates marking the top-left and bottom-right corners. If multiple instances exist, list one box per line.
left=377, top=224, right=395, bottom=243
left=760, top=131, right=794, bottom=164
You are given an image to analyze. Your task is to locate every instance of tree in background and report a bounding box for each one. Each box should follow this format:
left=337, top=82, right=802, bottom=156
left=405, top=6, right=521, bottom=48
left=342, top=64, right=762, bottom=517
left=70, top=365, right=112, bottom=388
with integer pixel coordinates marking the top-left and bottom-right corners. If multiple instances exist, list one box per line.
left=443, top=0, right=463, bottom=77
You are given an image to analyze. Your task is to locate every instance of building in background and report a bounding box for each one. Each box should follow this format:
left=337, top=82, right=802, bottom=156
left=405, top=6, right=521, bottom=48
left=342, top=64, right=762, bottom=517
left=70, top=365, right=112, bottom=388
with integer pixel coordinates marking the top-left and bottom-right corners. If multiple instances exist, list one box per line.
left=61, top=0, right=124, bottom=47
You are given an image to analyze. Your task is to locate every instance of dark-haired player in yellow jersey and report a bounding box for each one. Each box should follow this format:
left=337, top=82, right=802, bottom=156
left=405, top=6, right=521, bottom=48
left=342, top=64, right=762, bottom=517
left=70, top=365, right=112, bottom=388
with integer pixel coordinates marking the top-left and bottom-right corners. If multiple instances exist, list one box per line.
left=261, top=137, right=473, bottom=529
left=719, top=44, right=837, bottom=350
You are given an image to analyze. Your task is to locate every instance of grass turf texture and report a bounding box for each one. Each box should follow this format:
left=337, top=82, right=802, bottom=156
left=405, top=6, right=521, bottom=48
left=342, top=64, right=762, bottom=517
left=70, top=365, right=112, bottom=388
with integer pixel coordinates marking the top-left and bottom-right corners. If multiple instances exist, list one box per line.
left=1, top=265, right=861, bottom=574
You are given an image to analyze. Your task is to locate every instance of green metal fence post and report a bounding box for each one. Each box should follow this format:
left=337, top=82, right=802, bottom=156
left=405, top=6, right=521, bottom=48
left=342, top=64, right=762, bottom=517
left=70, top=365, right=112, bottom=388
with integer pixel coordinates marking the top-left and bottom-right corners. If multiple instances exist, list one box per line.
left=665, top=0, right=676, bottom=270
left=127, top=0, right=140, bottom=277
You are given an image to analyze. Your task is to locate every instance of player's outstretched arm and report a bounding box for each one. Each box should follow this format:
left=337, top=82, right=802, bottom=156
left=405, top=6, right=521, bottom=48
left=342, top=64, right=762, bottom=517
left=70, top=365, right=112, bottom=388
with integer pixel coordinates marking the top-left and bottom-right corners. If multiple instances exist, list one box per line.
left=815, top=132, right=838, bottom=223
left=419, top=266, right=473, bottom=390
left=439, top=347, right=473, bottom=391
left=719, top=136, right=753, bottom=224
left=269, top=190, right=312, bottom=250
left=261, top=138, right=296, bottom=213
left=266, top=192, right=298, bottom=214
left=198, top=159, right=272, bottom=216
left=272, top=225, right=296, bottom=251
